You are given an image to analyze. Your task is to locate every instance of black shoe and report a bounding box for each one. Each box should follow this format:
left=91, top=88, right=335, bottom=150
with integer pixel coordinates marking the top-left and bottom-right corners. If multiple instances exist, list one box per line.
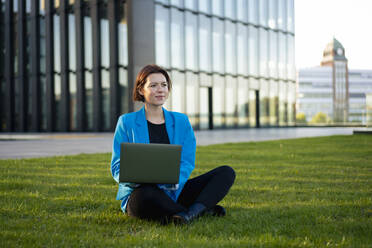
left=172, top=203, right=207, bottom=225
left=204, top=205, right=226, bottom=217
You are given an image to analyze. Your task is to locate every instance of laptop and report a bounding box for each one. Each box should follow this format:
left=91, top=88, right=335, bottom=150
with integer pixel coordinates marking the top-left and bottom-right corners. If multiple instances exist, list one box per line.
left=119, top=142, right=182, bottom=184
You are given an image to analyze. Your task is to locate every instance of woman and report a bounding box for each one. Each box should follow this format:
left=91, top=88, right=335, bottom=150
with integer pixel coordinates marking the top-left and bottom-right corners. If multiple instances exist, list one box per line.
left=110, top=64, right=235, bottom=224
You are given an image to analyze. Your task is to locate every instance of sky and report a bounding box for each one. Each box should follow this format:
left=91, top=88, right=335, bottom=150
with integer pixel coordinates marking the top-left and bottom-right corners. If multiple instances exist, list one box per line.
left=295, top=0, right=372, bottom=70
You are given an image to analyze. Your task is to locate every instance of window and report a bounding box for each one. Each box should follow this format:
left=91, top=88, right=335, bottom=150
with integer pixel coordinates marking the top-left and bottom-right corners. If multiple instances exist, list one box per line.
left=199, top=15, right=211, bottom=72
left=212, top=17, right=224, bottom=73
left=213, top=74, right=224, bottom=128
left=170, top=8, right=184, bottom=69
left=155, top=5, right=170, bottom=68
left=225, top=76, right=237, bottom=127
left=225, top=20, right=236, bottom=74
left=248, top=26, right=258, bottom=76
left=237, top=23, right=248, bottom=75
left=185, top=11, right=198, bottom=71
left=237, top=77, right=249, bottom=126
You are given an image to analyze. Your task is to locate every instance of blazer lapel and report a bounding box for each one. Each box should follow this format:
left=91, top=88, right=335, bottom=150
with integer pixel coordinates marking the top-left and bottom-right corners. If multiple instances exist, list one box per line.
left=163, top=107, right=175, bottom=144
left=134, top=107, right=150, bottom=143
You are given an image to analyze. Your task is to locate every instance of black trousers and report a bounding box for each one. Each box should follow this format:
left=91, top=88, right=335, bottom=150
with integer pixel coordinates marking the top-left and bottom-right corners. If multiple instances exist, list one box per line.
left=126, top=165, right=235, bottom=221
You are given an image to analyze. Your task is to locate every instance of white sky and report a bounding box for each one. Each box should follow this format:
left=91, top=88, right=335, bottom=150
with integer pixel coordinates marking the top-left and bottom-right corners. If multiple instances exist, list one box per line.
left=295, top=0, right=372, bottom=70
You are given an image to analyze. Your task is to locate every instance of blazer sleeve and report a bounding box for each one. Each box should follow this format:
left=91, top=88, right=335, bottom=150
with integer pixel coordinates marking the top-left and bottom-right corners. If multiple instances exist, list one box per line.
left=177, top=115, right=196, bottom=193
left=110, top=115, right=129, bottom=183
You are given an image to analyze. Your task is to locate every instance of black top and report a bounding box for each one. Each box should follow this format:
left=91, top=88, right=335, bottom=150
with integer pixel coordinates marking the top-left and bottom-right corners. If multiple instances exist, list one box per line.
left=147, top=121, right=170, bottom=144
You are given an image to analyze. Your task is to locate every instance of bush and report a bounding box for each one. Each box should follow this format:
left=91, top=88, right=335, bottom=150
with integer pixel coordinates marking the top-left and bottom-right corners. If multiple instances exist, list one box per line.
left=309, top=112, right=331, bottom=124
left=296, top=112, right=307, bottom=124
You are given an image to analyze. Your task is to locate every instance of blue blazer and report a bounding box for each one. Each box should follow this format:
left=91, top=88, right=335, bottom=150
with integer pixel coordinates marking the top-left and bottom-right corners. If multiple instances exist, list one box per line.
left=110, top=107, right=196, bottom=212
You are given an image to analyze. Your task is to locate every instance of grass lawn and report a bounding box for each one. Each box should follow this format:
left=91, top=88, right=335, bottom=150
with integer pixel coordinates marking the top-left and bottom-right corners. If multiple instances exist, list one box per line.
left=1, top=134, right=371, bottom=247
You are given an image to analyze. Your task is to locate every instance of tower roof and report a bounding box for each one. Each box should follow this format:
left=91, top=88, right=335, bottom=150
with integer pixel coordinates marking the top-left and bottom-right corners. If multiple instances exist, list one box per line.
left=321, top=38, right=347, bottom=66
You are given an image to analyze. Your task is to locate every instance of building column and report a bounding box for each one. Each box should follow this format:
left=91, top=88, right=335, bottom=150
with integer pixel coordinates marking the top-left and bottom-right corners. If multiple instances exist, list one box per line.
left=60, top=0, right=70, bottom=131
left=17, top=0, right=28, bottom=131
left=30, top=0, right=41, bottom=131
left=4, top=0, right=14, bottom=131
left=91, top=0, right=102, bottom=131
left=74, top=0, right=86, bottom=131
left=126, top=0, right=155, bottom=112
left=108, top=0, right=119, bottom=130
left=45, top=0, right=55, bottom=131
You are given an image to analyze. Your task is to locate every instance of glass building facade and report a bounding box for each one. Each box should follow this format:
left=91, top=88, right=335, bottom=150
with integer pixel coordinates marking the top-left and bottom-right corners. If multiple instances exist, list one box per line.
left=0, top=0, right=295, bottom=132
left=156, top=0, right=296, bottom=129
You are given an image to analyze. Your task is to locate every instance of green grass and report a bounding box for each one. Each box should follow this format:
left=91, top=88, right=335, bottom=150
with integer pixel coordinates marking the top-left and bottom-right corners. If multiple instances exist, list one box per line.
left=1, top=134, right=372, bottom=247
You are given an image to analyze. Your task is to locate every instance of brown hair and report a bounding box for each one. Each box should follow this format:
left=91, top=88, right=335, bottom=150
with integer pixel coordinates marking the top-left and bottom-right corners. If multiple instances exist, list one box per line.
left=132, top=64, right=172, bottom=102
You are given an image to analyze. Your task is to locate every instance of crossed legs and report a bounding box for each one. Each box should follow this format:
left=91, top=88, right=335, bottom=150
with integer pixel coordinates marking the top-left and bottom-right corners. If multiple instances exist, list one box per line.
left=126, top=166, right=236, bottom=222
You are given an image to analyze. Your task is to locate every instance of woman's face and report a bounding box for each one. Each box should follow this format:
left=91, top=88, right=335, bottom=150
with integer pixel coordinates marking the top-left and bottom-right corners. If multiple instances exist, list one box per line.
left=140, top=73, right=169, bottom=106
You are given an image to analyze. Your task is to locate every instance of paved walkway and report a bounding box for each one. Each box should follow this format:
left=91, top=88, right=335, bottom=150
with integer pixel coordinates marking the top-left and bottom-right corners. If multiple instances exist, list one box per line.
left=0, top=127, right=367, bottom=159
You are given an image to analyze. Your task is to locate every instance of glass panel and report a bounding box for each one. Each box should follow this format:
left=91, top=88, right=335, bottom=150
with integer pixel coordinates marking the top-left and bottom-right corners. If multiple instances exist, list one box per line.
left=119, top=67, right=128, bottom=115
left=199, top=15, right=211, bottom=72
left=225, top=20, right=236, bottom=75
left=213, top=74, right=224, bottom=128
left=68, top=14, right=76, bottom=70
left=40, top=76, right=47, bottom=130
left=170, top=8, right=184, bottom=69
left=259, top=79, right=269, bottom=126
left=85, top=71, right=93, bottom=130
left=39, top=18, right=46, bottom=74
left=237, top=23, right=248, bottom=75
left=259, top=0, right=267, bottom=27
left=69, top=14, right=77, bottom=131
left=277, top=0, right=286, bottom=31
left=185, top=72, right=198, bottom=127
left=84, top=17, right=93, bottom=69
left=184, top=0, right=196, bottom=10
left=39, top=0, right=45, bottom=15
left=287, top=0, right=294, bottom=32
left=199, top=73, right=212, bottom=87
left=69, top=73, right=77, bottom=130
left=185, top=11, right=197, bottom=71
left=249, top=89, right=257, bottom=127
left=237, top=77, right=249, bottom=127
left=279, top=80, right=287, bottom=125
left=100, top=19, right=109, bottom=69
left=269, top=30, right=278, bottom=78
left=170, top=0, right=183, bottom=7
left=198, top=0, right=209, bottom=14
left=212, top=17, right=224, bottom=73
left=248, top=26, right=258, bottom=76
left=248, top=0, right=258, bottom=25
left=53, top=15, right=61, bottom=72
left=199, top=87, right=208, bottom=130
left=155, top=5, right=170, bottom=68
left=259, top=28, right=268, bottom=77
left=225, top=76, right=237, bottom=127
left=237, top=0, right=247, bottom=22
left=269, top=80, right=278, bottom=125
left=102, top=69, right=110, bottom=130
left=54, top=74, right=61, bottom=130
left=287, top=35, right=295, bottom=80
left=156, top=0, right=169, bottom=5
left=118, top=7, right=128, bottom=67
left=224, top=0, right=235, bottom=19
left=287, top=82, right=295, bottom=125
left=278, top=32, right=286, bottom=79
left=211, top=0, right=223, bottom=17
left=171, top=70, right=185, bottom=112
left=268, top=0, right=277, bottom=29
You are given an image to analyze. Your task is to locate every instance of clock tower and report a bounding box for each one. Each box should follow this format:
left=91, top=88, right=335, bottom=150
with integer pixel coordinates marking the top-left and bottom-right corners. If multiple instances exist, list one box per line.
left=321, top=38, right=349, bottom=123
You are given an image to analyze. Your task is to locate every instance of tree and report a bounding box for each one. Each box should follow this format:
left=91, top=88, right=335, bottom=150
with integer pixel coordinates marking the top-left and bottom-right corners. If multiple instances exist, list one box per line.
left=309, top=112, right=330, bottom=124
left=296, top=112, right=307, bottom=124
